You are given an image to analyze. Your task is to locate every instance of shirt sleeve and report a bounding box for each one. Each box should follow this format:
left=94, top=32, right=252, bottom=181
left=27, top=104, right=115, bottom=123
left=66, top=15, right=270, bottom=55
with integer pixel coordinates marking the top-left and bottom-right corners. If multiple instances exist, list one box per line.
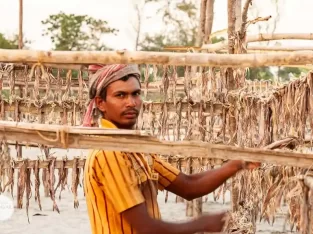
left=94, top=150, right=145, bottom=213
left=151, top=154, right=180, bottom=190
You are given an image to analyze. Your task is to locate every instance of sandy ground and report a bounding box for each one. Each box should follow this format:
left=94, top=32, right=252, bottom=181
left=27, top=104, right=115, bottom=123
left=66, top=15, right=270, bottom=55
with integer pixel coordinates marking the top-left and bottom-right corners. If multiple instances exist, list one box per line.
left=0, top=147, right=296, bottom=234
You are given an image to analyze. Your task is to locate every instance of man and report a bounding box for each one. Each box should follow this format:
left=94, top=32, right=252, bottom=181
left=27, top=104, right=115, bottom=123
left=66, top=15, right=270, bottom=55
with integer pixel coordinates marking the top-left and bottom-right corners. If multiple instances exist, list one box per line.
left=83, top=64, right=260, bottom=234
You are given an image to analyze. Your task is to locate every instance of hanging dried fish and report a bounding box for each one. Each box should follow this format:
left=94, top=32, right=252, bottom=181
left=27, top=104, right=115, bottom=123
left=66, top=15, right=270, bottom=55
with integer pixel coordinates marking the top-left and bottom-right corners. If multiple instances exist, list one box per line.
left=48, top=157, right=60, bottom=213
left=25, top=167, right=32, bottom=223
left=54, top=157, right=66, bottom=194
left=71, top=157, right=80, bottom=208
left=17, top=159, right=27, bottom=209
left=59, top=158, right=69, bottom=200
left=34, top=159, right=42, bottom=211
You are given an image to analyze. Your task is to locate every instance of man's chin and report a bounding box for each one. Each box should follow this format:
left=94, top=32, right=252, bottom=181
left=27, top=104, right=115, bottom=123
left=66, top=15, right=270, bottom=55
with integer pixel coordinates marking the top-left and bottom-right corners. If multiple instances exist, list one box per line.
left=120, top=119, right=137, bottom=129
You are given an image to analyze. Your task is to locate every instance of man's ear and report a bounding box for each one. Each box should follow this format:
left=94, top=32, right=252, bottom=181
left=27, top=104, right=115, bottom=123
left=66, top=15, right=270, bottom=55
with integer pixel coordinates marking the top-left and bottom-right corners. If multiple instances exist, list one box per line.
left=95, top=96, right=106, bottom=113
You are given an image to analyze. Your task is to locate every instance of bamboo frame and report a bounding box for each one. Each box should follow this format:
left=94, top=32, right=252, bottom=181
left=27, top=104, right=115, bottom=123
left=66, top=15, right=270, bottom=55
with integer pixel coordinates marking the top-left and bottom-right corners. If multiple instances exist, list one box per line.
left=2, top=158, right=86, bottom=169
left=246, top=45, right=313, bottom=52
left=3, top=49, right=313, bottom=67
left=202, top=33, right=313, bottom=51
left=0, top=1, right=311, bottom=231
left=1, top=81, right=187, bottom=93
left=1, top=156, right=226, bottom=170
left=0, top=78, right=191, bottom=93
left=1, top=100, right=224, bottom=115
left=0, top=121, right=313, bottom=168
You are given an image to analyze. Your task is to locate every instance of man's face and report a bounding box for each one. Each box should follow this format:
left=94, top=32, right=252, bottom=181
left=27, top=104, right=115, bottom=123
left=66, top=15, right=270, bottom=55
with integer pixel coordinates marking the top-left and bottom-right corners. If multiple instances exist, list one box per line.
left=95, top=76, right=142, bottom=129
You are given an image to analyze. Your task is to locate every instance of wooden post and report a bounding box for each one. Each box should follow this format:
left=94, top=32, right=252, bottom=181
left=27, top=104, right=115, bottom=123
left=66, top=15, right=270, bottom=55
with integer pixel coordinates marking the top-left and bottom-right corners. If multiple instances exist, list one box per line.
left=235, top=0, right=242, bottom=32
left=192, top=159, right=202, bottom=217
left=186, top=158, right=193, bottom=217
left=227, top=0, right=239, bottom=213
left=16, top=0, right=24, bottom=208
left=196, top=0, right=207, bottom=46
left=18, top=0, right=23, bottom=50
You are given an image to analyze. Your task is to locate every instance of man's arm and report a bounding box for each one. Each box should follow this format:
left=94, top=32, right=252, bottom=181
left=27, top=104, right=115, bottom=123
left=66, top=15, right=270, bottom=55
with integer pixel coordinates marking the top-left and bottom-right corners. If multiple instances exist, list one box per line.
left=95, top=152, right=227, bottom=234
left=166, top=160, right=258, bottom=200
left=122, top=203, right=227, bottom=234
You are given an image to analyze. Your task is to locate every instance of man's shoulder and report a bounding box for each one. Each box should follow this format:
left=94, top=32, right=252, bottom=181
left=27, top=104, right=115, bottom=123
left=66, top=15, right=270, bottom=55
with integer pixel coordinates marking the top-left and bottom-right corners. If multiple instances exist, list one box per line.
left=87, top=149, right=119, bottom=157
left=87, top=149, right=127, bottom=164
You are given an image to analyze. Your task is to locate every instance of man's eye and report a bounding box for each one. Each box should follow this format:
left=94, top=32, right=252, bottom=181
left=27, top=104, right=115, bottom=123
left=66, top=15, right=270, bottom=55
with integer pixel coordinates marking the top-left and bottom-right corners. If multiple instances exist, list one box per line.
left=116, top=93, right=125, bottom=97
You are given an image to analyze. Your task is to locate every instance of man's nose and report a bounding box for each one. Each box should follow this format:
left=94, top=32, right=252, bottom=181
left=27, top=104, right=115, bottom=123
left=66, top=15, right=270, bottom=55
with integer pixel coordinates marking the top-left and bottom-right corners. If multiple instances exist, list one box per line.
left=126, top=96, right=136, bottom=107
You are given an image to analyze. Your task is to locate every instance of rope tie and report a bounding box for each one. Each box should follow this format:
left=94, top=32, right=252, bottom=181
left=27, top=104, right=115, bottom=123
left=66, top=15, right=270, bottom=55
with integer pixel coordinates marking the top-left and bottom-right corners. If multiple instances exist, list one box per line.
left=36, top=126, right=69, bottom=148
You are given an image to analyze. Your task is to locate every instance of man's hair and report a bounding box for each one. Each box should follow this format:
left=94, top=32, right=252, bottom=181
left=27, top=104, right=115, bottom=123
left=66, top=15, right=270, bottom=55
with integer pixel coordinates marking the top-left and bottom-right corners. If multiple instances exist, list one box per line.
left=99, top=74, right=141, bottom=101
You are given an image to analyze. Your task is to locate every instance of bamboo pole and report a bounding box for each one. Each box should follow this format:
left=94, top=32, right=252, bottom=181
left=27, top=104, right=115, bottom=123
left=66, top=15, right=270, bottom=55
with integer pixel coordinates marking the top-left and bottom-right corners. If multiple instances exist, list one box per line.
left=1, top=157, right=226, bottom=169
left=235, top=0, right=242, bottom=32
left=1, top=100, right=224, bottom=115
left=204, top=0, right=214, bottom=44
left=196, top=0, right=207, bottom=46
left=202, top=33, right=313, bottom=51
left=244, top=45, right=313, bottom=52
left=227, top=0, right=239, bottom=215
left=16, top=0, right=24, bottom=208
left=4, top=49, right=313, bottom=67
left=0, top=121, right=313, bottom=168
left=2, top=158, right=86, bottom=169
left=18, top=0, right=23, bottom=50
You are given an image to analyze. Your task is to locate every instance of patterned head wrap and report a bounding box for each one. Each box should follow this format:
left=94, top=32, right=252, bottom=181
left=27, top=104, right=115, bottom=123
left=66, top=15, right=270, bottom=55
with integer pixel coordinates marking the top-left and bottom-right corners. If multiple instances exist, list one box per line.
left=82, top=64, right=141, bottom=127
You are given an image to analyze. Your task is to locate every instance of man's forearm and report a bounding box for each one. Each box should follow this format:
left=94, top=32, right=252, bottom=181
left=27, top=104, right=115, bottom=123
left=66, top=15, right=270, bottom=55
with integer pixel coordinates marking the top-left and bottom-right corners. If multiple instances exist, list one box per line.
left=186, top=161, right=242, bottom=199
left=138, top=217, right=204, bottom=234
left=124, top=203, right=218, bottom=234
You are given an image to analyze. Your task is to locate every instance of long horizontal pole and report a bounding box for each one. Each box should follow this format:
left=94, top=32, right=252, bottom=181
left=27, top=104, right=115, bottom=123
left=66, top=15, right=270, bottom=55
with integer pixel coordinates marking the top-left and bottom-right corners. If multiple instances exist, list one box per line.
left=0, top=121, right=312, bottom=168
left=246, top=45, right=313, bottom=52
left=2, top=100, right=224, bottom=115
left=1, top=156, right=224, bottom=169
left=202, top=33, right=313, bottom=51
left=2, top=49, right=313, bottom=67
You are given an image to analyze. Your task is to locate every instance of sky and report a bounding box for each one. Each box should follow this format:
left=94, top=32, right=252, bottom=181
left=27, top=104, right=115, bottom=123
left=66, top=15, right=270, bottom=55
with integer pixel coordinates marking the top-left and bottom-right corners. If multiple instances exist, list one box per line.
left=1, top=0, right=313, bottom=51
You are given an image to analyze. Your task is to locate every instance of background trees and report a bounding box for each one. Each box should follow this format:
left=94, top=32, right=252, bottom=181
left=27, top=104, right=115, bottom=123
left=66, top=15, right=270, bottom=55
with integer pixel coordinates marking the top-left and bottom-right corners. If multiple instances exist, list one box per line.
left=41, top=12, right=118, bottom=51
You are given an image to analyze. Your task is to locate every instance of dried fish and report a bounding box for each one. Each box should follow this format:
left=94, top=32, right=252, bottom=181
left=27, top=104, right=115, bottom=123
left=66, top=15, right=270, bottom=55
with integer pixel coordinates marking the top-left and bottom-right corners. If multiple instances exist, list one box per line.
left=54, top=157, right=66, bottom=194
left=48, top=157, right=60, bottom=213
left=17, top=159, right=27, bottom=209
left=33, top=159, right=42, bottom=210
left=2, top=161, right=14, bottom=194
left=59, top=161, right=69, bottom=200
left=26, top=167, right=32, bottom=223
left=72, top=157, right=79, bottom=209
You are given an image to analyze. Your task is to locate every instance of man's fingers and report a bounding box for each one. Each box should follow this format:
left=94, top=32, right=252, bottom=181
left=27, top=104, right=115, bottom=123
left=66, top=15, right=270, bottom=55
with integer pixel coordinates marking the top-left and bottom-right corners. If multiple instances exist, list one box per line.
left=244, top=161, right=261, bottom=169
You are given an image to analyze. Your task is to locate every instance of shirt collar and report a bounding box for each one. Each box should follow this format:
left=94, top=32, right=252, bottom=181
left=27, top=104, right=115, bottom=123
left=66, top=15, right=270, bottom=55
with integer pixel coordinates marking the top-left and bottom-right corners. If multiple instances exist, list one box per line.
left=99, top=118, right=118, bottom=129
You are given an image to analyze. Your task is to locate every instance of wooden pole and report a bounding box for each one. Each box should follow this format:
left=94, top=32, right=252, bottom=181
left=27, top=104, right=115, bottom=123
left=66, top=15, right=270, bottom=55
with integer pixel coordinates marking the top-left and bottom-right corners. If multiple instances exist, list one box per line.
left=203, top=0, right=214, bottom=44
left=16, top=0, right=23, bottom=209
left=243, top=45, right=313, bottom=51
left=18, top=0, right=23, bottom=49
left=3, top=49, right=313, bottom=67
left=227, top=0, right=238, bottom=214
left=234, top=0, right=242, bottom=32
left=196, top=0, right=207, bottom=46
left=0, top=121, right=313, bottom=168
left=202, top=33, right=313, bottom=51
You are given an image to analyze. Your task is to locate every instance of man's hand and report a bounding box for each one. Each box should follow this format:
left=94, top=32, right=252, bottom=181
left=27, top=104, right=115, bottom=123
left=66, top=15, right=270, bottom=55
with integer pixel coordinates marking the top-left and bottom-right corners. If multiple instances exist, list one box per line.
left=199, top=211, right=229, bottom=233
left=229, top=160, right=261, bottom=170
left=123, top=203, right=229, bottom=234
left=242, top=161, right=261, bottom=170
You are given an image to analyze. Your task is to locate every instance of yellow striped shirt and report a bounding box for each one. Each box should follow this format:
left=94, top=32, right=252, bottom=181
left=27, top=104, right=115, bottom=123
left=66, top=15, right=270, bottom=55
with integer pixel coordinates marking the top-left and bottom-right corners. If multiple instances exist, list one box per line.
left=84, top=119, right=180, bottom=234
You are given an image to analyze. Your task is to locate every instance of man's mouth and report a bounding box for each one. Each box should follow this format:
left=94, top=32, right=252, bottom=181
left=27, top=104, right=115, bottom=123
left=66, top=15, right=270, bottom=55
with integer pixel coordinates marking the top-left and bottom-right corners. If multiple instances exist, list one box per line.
left=123, top=111, right=138, bottom=119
